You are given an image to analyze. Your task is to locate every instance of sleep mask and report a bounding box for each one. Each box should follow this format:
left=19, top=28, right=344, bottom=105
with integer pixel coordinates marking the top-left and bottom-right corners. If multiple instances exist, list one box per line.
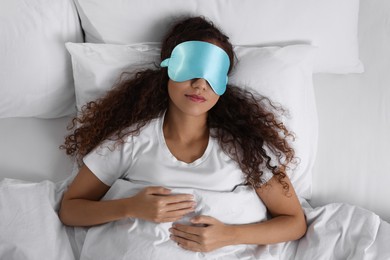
left=160, top=41, right=230, bottom=95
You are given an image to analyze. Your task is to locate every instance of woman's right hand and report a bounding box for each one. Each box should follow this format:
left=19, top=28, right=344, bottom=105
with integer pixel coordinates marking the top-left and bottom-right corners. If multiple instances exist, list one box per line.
left=127, top=186, right=196, bottom=223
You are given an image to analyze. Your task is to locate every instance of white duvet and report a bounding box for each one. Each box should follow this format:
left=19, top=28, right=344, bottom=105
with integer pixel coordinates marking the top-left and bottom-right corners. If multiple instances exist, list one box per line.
left=0, top=178, right=389, bottom=260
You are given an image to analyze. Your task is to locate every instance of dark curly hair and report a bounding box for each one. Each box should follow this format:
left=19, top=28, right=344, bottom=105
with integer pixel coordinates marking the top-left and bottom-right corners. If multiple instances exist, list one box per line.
left=61, top=16, right=296, bottom=191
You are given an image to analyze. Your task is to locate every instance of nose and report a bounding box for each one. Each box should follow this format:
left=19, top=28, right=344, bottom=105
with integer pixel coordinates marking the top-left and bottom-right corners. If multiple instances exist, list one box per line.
left=191, top=78, right=208, bottom=91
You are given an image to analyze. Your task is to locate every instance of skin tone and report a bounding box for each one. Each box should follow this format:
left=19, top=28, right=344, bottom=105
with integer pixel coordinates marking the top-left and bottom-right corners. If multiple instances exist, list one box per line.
left=59, top=77, right=307, bottom=252
left=164, top=78, right=219, bottom=163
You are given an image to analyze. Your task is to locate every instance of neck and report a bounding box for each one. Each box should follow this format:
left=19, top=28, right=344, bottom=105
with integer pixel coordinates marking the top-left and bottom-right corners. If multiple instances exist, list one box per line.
left=163, top=108, right=208, bottom=144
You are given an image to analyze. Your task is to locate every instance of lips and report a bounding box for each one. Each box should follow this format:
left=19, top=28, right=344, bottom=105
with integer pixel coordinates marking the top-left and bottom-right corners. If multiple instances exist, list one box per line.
left=185, top=94, right=206, bottom=103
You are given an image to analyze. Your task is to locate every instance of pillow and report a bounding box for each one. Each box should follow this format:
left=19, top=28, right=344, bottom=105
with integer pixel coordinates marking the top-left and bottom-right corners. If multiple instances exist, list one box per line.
left=73, top=0, right=363, bottom=74
left=0, top=179, right=75, bottom=259
left=65, top=42, right=317, bottom=199
left=0, top=0, right=83, bottom=118
left=65, top=43, right=161, bottom=111
left=230, top=45, right=318, bottom=200
left=80, top=179, right=267, bottom=260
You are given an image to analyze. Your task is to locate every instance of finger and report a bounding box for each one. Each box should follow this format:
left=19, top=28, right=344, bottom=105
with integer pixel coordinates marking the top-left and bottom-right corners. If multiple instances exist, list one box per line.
left=191, top=215, right=217, bottom=225
left=162, top=207, right=195, bottom=219
left=173, top=223, right=205, bottom=236
left=171, top=234, right=202, bottom=252
left=162, top=194, right=195, bottom=204
left=145, top=186, right=171, bottom=195
left=165, top=201, right=196, bottom=212
left=176, top=241, right=203, bottom=252
left=170, top=227, right=200, bottom=242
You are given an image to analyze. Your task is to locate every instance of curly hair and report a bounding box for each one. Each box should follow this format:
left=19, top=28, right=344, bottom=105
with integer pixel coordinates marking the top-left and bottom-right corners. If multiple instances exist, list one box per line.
left=61, top=16, right=296, bottom=190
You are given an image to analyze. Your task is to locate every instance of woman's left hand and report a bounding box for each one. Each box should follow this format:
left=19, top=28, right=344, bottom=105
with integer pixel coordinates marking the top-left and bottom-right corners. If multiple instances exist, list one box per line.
left=169, top=215, right=235, bottom=252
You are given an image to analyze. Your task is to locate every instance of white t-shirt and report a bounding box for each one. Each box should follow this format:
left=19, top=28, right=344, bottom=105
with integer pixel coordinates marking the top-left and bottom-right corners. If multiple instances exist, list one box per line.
left=83, top=114, right=273, bottom=191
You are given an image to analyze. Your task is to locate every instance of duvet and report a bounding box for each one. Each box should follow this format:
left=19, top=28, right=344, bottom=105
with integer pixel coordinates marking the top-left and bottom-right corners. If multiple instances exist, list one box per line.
left=0, top=178, right=389, bottom=260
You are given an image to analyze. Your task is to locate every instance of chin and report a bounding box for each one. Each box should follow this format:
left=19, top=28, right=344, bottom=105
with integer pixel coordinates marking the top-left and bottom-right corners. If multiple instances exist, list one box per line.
left=178, top=107, right=209, bottom=118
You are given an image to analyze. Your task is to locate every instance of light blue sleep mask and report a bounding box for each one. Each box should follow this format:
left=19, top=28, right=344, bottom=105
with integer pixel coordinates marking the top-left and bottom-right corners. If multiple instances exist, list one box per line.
left=160, top=41, right=230, bottom=95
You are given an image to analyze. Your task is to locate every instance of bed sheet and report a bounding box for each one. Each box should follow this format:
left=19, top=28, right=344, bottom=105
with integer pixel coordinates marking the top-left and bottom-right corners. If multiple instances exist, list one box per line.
left=0, top=178, right=389, bottom=260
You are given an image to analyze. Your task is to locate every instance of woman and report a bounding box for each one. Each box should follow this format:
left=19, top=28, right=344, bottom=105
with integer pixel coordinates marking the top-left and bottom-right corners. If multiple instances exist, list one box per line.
left=59, top=16, right=306, bottom=253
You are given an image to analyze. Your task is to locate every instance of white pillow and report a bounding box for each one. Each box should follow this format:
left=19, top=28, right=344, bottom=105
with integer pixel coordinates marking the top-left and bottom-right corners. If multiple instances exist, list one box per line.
left=0, top=179, right=74, bottom=260
left=73, top=0, right=363, bottom=74
left=66, top=43, right=161, bottom=111
left=0, top=0, right=83, bottom=118
left=65, top=42, right=317, bottom=199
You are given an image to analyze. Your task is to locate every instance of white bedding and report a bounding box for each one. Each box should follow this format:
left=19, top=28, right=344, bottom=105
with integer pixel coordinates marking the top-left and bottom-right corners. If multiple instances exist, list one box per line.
left=1, top=0, right=390, bottom=258
left=1, top=178, right=389, bottom=260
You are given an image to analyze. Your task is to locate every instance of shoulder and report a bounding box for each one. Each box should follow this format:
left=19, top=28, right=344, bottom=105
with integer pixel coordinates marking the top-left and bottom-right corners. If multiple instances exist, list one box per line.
left=90, top=115, right=161, bottom=154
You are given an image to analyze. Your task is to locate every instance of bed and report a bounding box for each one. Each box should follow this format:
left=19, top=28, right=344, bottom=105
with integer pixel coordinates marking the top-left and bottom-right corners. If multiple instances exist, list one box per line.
left=1, top=0, right=389, bottom=259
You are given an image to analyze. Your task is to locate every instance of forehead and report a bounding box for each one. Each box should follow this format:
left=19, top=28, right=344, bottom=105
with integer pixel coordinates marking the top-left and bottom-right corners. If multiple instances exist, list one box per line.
left=203, top=39, right=223, bottom=49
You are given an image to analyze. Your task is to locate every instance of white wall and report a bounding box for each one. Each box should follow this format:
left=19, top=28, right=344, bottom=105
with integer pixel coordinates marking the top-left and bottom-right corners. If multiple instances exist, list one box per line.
left=311, top=0, right=390, bottom=221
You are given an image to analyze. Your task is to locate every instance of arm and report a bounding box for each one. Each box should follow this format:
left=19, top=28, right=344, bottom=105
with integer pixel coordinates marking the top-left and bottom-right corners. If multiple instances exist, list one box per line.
left=169, top=175, right=307, bottom=252
left=229, top=175, right=307, bottom=244
left=59, top=165, right=196, bottom=227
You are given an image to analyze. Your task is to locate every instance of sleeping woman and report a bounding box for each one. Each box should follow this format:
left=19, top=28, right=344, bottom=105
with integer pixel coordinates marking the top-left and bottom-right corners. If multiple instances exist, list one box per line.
left=59, top=16, right=306, bottom=254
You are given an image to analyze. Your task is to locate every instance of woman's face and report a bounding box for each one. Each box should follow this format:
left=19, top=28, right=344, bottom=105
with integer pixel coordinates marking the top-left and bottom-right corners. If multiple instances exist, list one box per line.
left=167, top=78, right=220, bottom=117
